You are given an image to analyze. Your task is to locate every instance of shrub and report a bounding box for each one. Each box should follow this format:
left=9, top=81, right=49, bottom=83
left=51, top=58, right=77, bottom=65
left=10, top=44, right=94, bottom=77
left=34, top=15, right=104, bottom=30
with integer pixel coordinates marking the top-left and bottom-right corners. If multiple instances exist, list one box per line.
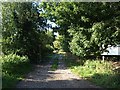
left=1, top=54, right=32, bottom=88
left=2, top=54, right=29, bottom=73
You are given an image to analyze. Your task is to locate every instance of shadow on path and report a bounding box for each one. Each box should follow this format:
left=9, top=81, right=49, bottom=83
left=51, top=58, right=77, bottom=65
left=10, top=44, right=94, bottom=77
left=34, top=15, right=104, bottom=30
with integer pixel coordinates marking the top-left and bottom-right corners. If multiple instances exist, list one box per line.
left=16, top=53, right=103, bottom=89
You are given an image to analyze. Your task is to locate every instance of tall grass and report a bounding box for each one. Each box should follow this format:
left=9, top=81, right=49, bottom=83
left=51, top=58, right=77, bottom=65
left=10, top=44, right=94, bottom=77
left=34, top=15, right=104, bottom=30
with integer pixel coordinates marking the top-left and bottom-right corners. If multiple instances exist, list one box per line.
left=64, top=54, right=120, bottom=88
left=1, top=54, right=33, bottom=88
left=71, top=60, right=113, bottom=77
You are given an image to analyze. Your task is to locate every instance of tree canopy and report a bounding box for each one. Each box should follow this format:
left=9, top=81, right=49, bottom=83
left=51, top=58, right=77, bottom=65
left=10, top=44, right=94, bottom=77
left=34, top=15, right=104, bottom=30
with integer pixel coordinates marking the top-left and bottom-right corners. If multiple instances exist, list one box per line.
left=2, top=2, right=54, bottom=63
left=40, top=2, right=120, bottom=57
left=2, top=2, right=120, bottom=60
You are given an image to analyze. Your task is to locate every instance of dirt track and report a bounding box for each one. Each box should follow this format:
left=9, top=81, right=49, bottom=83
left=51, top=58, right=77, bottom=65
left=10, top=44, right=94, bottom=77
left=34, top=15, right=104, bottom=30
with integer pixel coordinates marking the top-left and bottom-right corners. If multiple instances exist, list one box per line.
left=16, top=54, right=103, bottom=88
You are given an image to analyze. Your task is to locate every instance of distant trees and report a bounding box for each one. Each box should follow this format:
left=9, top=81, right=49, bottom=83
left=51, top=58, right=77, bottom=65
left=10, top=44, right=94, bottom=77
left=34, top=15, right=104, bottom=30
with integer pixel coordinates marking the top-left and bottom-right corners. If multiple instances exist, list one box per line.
left=40, top=2, right=120, bottom=57
left=2, top=2, right=54, bottom=63
left=53, top=35, right=65, bottom=51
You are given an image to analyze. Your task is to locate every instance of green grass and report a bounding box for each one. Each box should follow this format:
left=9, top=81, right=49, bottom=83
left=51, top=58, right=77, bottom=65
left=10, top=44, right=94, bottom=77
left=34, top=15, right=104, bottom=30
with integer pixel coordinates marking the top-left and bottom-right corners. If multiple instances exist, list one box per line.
left=64, top=54, right=120, bottom=88
left=50, top=54, right=59, bottom=71
left=71, top=60, right=113, bottom=77
left=51, top=59, right=58, bottom=71
left=1, top=54, right=33, bottom=88
left=0, top=38, right=2, bottom=42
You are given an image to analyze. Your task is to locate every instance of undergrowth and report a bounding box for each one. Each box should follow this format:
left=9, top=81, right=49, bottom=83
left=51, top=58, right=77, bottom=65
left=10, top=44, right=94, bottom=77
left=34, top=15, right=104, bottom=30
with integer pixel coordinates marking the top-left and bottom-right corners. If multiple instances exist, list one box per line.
left=51, top=55, right=58, bottom=71
left=64, top=53, right=120, bottom=88
left=1, top=54, right=33, bottom=88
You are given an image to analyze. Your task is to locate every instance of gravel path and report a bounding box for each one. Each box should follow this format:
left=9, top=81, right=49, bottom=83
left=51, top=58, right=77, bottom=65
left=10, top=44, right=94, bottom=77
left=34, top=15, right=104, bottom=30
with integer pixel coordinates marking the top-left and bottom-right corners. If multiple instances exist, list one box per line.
left=16, top=54, right=103, bottom=88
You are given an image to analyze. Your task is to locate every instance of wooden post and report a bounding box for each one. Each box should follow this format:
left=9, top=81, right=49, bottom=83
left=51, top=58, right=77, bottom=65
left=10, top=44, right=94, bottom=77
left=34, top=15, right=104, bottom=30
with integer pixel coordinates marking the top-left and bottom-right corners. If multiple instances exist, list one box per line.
left=102, top=55, right=105, bottom=61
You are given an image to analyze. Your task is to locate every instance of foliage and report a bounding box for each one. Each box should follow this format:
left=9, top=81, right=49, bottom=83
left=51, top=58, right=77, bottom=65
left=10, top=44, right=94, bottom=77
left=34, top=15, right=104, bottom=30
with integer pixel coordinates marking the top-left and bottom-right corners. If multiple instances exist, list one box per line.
left=71, top=60, right=120, bottom=88
left=40, top=2, right=72, bottom=52
left=40, top=2, right=120, bottom=57
left=51, top=59, right=58, bottom=71
left=53, top=40, right=61, bottom=50
left=45, top=30, right=54, bottom=45
left=68, top=2, right=120, bottom=57
left=1, top=54, right=32, bottom=88
left=71, top=60, right=113, bottom=77
left=41, top=30, right=54, bottom=56
left=53, top=35, right=62, bottom=50
left=2, top=2, right=53, bottom=63
left=68, top=27, right=92, bottom=57
left=64, top=54, right=120, bottom=88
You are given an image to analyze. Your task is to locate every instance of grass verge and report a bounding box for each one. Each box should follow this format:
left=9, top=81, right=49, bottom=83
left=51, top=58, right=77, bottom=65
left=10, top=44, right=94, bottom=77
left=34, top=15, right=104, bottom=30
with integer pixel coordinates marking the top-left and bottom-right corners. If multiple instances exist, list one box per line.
left=64, top=53, right=120, bottom=88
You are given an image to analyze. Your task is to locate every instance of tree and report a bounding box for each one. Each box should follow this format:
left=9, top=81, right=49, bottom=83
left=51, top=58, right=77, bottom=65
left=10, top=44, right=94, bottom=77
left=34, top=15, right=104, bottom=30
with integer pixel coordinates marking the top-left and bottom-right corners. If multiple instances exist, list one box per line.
left=2, top=2, right=50, bottom=63
left=40, top=2, right=120, bottom=57
left=40, top=2, right=73, bottom=52
left=53, top=35, right=65, bottom=51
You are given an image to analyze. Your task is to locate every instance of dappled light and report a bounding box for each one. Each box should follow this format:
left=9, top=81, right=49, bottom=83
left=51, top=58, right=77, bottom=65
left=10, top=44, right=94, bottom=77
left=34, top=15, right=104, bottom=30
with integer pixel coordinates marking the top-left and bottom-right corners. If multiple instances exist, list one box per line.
left=1, top=2, right=120, bottom=89
left=17, top=54, right=101, bottom=88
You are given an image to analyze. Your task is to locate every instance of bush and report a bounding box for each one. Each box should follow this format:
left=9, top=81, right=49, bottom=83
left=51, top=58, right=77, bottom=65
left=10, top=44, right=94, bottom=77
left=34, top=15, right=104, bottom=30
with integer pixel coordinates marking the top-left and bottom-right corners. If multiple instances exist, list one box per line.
left=53, top=35, right=66, bottom=51
left=1, top=54, right=32, bottom=88
left=2, top=54, right=29, bottom=73
left=2, top=54, right=28, bottom=64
